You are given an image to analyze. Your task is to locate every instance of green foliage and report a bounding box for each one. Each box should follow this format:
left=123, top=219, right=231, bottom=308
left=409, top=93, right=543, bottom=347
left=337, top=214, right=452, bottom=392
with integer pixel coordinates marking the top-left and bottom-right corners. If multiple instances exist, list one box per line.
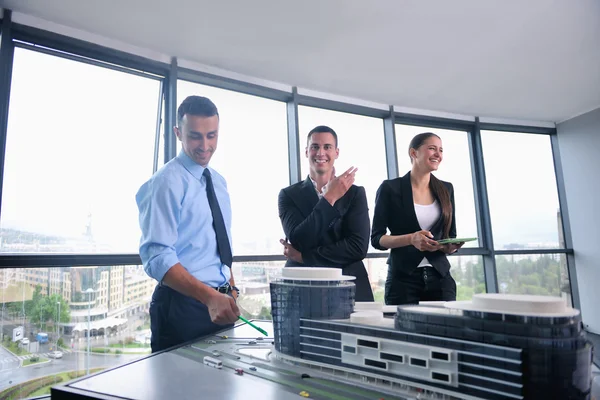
left=495, top=254, right=568, bottom=297
left=257, top=306, right=272, bottom=320
left=451, top=254, right=569, bottom=299
left=373, top=288, right=385, bottom=303
left=67, top=368, right=104, bottom=380
left=25, top=285, right=71, bottom=329
left=0, top=375, right=64, bottom=400
left=91, top=348, right=111, bottom=353
left=2, top=340, right=29, bottom=356
left=115, top=349, right=122, bottom=354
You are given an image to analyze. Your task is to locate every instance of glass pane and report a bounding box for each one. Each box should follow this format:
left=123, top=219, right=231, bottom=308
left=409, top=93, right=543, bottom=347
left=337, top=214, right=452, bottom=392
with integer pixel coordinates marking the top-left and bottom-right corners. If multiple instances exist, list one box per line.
left=233, top=260, right=286, bottom=320
left=297, top=106, right=388, bottom=252
left=395, top=125, right=479, bottom=247
left=481, top=131, right=562, bottom=249
left=366, top=257, right=389, bottom=303
left=352, top=255, right=484, bottom=303
left=177, top=81, right=288, bottom=255
left=156, top=97, right=166, bottom=170
left=450, top=255, right=485, bottom=300
left=0, top=266, right=154, bottom=396
left=0, top=48, right=161, bottom=254
left=496, top=253, right=571, bottom=305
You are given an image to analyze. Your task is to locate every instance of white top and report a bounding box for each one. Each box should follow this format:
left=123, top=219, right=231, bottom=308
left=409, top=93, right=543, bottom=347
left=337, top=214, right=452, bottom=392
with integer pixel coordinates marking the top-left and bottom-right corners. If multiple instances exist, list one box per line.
left=414, top=200, right=441, bottom=268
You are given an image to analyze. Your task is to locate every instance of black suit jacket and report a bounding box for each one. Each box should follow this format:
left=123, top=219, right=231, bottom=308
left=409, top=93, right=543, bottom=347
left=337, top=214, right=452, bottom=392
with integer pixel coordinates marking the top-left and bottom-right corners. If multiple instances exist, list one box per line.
left=278, top=176, right=374, bottom=301
left=371, top=172, right=456, bottom=280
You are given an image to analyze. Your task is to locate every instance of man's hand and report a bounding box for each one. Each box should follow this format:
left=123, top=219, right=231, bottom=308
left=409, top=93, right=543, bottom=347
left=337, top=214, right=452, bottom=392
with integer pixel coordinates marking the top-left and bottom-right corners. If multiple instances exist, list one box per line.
left=280, top=239, right=303, bottom=263
left=410, top=230, right=442, bottom=252
left=205, top=291, right=240, bottom=325
left=322, top=166, right=357, bottom=206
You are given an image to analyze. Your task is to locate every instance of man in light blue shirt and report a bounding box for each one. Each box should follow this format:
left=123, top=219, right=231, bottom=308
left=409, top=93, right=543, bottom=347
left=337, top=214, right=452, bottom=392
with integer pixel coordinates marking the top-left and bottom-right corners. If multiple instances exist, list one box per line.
left=136, top=95, right=240, bottom=352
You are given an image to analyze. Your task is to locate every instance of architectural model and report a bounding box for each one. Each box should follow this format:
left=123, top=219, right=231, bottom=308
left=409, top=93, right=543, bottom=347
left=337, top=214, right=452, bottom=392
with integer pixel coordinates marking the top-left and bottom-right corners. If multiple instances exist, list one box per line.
left=270, top=267, right=593, bottom=400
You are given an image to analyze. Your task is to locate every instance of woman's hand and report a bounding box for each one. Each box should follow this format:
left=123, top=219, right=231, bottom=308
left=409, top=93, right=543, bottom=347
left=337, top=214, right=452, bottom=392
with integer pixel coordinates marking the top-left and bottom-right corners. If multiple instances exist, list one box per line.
left=442, top=242, right=465, bottom=254
left=411, top=230, right=442, bottom=252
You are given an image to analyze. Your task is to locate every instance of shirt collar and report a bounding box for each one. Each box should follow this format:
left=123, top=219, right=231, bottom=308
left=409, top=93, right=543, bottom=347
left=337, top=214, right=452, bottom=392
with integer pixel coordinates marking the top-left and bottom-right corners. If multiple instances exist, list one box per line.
left=177, top=150, right=208, bottom=181
left=309, top=176, right=327, bottom=198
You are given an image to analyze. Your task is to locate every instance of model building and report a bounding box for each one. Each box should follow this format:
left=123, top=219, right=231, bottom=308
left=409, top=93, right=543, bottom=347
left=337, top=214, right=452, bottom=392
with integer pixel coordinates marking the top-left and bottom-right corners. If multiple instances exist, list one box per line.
left=270, top=267, right=593, bottom=400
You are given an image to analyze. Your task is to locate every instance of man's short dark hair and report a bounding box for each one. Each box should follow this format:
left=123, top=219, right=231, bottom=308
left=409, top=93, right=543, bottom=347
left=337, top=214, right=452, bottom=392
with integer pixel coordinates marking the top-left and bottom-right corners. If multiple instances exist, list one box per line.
left=177, top=96, right=219, bottom=127
left=307, top=125, right=338, bottom=148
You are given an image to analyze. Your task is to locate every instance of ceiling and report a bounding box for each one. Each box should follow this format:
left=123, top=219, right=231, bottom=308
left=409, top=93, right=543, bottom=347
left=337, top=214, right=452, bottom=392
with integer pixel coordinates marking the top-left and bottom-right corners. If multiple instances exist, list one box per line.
left=2, top=0, right=599, bottom=123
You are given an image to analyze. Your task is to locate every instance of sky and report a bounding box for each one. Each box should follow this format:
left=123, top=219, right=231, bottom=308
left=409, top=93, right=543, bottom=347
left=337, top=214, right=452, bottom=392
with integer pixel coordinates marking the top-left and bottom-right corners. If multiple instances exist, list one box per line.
left=0, top=47, right=562, bottom=256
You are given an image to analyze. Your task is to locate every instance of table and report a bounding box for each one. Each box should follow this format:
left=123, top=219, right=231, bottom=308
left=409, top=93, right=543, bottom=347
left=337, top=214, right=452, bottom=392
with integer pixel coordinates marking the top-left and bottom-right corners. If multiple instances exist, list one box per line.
left=51, top=320, right=412, bottom=400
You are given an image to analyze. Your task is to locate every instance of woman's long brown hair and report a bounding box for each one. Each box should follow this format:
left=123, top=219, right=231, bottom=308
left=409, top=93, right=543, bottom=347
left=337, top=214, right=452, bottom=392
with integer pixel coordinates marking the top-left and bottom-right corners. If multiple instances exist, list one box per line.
left=409, top=132, right=453, bottom=238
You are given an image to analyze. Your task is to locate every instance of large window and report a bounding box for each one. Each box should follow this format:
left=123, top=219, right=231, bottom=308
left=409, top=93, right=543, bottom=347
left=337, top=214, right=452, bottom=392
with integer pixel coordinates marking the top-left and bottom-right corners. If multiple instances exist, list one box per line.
left=0, top=48, right=161, bottom=254
left=366, top=258, right=389, bottom=302
left=450, top=255, right=485, bottom=300
left=0, top=19, right=582, bottom=400
left=481, top=131, right=562, bottom=250
left=297, top=106, right=388, bottom=251
left=496, top=253, right=571, bottom=304
left=0, top=260, right=285, bottom=395
left=232, top=260, right=286, bottom=320
left=369, top=255, right=484, bottom=303
left=177, top=81, right=289, bottom=255
left=0, top=265, right=154, bottom=397
left=395, top=125, right=479, bottom=247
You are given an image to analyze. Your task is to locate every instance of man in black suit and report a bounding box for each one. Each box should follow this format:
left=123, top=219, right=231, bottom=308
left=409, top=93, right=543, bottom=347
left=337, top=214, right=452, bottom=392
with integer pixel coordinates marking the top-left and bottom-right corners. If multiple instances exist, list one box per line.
left=277, top=125, right=374, bottom=301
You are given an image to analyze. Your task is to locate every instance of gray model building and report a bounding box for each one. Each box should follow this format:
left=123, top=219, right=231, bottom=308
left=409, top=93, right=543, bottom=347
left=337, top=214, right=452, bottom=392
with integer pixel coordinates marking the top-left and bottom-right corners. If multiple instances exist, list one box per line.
left=270, top=267, right=593, bottom=400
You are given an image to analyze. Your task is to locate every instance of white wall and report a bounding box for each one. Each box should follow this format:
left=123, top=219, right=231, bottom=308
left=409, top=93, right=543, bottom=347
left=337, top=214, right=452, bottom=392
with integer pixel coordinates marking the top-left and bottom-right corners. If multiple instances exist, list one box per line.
left=557, top=107, right=600, bottom=333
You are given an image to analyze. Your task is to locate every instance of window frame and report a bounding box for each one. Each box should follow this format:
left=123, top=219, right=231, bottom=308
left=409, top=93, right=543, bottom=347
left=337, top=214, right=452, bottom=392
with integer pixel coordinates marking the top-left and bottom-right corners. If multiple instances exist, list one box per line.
left=0, top=10, right=578, bottom=309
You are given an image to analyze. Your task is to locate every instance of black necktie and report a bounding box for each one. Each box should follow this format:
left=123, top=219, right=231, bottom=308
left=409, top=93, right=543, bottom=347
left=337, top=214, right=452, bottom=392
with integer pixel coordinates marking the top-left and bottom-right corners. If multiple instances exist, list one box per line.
left=203, top=168, right=233, bottom=268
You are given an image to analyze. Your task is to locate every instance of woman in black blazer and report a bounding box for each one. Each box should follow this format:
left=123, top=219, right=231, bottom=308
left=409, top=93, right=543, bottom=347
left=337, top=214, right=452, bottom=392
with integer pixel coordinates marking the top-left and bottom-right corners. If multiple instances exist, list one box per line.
left=371, top=132, right=464, bottom=305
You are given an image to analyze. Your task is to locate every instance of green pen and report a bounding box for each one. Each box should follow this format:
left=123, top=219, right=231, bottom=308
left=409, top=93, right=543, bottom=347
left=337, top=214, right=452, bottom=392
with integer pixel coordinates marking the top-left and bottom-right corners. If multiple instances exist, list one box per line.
left=238, top=315, right=268, bottom=336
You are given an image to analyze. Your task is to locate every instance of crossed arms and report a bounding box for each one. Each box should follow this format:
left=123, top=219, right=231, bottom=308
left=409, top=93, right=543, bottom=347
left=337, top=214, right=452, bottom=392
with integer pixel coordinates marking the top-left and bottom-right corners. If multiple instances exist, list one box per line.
left=278, top=186, right=370, bottom=266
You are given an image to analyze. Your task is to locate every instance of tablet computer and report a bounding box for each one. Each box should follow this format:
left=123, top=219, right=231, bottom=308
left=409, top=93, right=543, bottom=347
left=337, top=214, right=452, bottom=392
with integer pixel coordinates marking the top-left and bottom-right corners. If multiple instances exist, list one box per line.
left=437, top=237, right=477, bottom=245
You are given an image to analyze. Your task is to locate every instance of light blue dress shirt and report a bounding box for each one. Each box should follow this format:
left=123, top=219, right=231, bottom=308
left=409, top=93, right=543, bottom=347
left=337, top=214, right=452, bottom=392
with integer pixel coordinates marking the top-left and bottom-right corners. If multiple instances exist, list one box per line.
left=136, top=151, right=232, bottom=287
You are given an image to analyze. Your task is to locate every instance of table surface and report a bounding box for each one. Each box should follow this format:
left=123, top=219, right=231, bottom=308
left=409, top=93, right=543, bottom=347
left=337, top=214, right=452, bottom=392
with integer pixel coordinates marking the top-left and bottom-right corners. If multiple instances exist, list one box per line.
left=53, top=320, right=412, bottom=400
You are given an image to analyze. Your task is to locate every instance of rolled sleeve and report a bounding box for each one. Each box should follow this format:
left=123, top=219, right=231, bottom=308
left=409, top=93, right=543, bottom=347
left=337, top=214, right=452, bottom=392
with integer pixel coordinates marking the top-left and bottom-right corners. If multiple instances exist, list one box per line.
left=136, top=173, right=182, bottom=282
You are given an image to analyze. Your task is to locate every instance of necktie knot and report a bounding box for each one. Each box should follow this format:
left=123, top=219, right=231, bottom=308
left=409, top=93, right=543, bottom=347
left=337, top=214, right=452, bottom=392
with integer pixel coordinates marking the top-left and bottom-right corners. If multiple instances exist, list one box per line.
left=203, top=168, right=211, bottom=179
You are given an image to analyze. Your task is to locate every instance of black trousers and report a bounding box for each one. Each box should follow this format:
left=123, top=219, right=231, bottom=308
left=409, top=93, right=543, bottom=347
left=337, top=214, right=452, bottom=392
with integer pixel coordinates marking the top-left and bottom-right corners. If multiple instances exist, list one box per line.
left=384, top=266, right=456, bottom=305
left=149, top=284, right=234, bottom=353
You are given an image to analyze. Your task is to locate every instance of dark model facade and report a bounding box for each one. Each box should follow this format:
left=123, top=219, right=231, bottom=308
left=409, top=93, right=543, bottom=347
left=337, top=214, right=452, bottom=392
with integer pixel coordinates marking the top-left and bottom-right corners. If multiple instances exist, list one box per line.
left=270, top=274, right=592, bottom=400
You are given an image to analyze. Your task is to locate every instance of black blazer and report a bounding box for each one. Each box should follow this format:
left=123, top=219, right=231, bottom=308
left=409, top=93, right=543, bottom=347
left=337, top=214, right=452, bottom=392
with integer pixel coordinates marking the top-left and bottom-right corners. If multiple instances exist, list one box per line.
left=371, top=172, right=456, bottom=277
left=278, top=176, right=374, bottom=301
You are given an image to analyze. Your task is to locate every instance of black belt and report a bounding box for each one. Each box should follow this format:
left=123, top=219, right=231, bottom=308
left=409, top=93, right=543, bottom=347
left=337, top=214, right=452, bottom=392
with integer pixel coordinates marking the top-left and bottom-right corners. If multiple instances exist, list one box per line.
left=159, top=281, right=231, bottom=293
left=214, top=283, right=231, bottom=294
